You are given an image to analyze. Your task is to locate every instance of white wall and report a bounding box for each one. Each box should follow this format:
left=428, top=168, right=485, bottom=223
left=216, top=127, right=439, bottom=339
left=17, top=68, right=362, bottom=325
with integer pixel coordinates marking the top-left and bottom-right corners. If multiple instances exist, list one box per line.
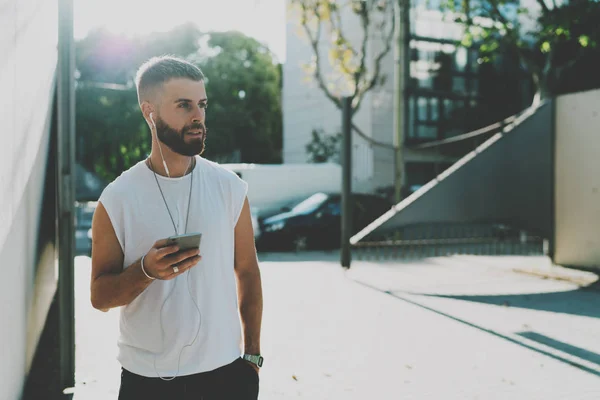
left=0, top=0, right=58, bottom=398
left=554, top=89, right=600, bottom=268
left=367, top=28, right=396, bottom=192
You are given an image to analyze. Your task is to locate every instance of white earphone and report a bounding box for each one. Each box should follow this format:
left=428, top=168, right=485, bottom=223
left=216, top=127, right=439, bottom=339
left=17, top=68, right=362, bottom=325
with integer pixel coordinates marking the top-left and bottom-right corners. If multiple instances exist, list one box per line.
left=147, top=110, right=201, bottom=381
left=149, top=112, right=171, bottom=178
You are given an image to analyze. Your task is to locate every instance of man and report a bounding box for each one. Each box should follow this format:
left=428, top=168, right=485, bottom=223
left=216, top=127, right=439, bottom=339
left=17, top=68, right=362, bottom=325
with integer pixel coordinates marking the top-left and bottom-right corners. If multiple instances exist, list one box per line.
left=90, top=56, right=263, bottom=400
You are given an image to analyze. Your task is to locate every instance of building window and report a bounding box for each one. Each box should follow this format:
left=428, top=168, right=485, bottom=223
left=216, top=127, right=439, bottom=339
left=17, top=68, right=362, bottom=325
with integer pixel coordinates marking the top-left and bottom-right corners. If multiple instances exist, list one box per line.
left=452, top=76, right=466, bottom=93
left=430, top=98, right=439, bottom=121
left=455, top=47, right=468, bottom=72
left=416, top=125, right=438, bottom=139
left=417, top=97, right=428, bottom=121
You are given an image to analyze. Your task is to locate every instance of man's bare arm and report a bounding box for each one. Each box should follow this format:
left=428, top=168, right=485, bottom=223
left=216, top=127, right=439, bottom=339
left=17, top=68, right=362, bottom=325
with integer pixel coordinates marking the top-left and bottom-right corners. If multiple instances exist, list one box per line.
left=90, top=202, right=201, bottom=311
left=90, top=202, right=151, bottom=311
left=234, top=198, right=263, bottom=357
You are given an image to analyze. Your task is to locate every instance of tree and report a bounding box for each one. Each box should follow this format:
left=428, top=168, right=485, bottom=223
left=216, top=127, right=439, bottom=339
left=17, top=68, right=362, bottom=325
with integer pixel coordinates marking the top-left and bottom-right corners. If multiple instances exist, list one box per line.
left=289, top=0, right=396, bottom=115
left=444, top=0, right=600, bottom=104
left=76, top=23, right=202, bottom=85
left=188, top=31, right=282, bottom=164
left=290, top=0, right=403, bottom=200
left=76, top=83, right=149, bottom=183
left=75, top=27, right=282, bottom=182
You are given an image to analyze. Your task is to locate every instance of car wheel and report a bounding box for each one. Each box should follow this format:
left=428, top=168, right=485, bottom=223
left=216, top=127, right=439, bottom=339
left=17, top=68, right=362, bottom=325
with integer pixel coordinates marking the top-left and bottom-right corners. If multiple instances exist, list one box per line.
left=292, top=234, right=309, bottom=252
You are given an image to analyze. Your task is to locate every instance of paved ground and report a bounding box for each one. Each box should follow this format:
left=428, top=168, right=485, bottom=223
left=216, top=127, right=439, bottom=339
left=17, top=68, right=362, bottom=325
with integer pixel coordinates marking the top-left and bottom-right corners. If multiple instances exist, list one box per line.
left=73, top=252, right=600, bottom=399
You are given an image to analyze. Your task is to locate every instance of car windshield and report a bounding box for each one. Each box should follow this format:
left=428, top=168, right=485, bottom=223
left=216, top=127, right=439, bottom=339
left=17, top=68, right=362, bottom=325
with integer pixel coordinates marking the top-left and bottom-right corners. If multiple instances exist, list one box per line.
left=291, top=193, right=329, bottom=214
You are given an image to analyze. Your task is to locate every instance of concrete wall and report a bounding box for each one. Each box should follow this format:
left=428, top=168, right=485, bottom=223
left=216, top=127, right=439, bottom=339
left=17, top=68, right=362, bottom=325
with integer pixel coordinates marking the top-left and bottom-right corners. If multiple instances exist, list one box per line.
left=554, top=89, right=600, bottom=268
left=0, top=0, right=58, bottom=399
left=352, top=102, right=553, bottom=242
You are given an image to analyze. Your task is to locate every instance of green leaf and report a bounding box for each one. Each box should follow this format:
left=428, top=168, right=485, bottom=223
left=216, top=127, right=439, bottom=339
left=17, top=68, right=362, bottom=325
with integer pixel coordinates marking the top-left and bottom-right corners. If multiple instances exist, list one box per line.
left=579, top=35, right=590, bottom=47
left=541, top=41, right=551, bottom=53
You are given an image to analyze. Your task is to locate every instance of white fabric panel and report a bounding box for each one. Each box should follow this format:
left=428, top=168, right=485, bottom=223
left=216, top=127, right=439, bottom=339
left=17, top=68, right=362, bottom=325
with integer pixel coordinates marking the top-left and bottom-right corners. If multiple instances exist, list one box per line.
left=0, top=1, right=58, bottom=399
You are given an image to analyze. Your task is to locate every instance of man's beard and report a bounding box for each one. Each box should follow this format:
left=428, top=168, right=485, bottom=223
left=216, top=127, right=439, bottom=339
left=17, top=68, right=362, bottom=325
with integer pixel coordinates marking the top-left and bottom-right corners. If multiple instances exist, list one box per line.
left=154, top=116, right=207, bottom=157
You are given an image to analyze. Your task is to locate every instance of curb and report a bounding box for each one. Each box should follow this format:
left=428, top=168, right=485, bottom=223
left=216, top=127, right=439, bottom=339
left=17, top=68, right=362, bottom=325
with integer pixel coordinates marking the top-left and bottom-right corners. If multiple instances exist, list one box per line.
left=512, top=265, right=599, bottom=287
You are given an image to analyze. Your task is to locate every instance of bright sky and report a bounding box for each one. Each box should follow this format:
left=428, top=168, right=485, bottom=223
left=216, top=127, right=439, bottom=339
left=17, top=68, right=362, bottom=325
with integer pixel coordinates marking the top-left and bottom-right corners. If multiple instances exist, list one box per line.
left=74, top=0, right=287, bottom=62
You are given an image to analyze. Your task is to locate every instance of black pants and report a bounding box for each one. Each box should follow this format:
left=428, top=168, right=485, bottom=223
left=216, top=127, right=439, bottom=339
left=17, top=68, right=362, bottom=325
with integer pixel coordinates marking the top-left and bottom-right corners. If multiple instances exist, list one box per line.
left=118, top=358, right=259, bottom=400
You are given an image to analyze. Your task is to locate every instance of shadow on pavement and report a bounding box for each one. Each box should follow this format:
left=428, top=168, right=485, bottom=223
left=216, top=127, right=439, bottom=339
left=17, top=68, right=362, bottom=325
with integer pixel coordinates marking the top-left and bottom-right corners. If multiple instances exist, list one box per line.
left=516, top=331, right=600, bottom=367
left=410, top=280, right=600, bottom=319
left=352, top=279, right=600, bottom=379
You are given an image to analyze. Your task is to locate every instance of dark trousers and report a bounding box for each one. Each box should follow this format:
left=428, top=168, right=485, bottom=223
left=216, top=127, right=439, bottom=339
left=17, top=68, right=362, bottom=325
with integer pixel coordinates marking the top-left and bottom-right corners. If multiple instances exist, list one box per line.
left=118, top=358, right=259, bottom=400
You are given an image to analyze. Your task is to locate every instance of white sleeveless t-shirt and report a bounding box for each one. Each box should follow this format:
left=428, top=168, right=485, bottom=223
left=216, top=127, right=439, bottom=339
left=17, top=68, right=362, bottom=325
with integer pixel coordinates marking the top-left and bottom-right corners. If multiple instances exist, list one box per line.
left=98, top=156, right=248, bottom=377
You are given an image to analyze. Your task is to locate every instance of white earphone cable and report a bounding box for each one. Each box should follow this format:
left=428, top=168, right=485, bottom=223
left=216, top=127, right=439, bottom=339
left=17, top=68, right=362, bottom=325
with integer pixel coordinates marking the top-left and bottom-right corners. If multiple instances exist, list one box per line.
left=150, top=112, right=171, bottom=178
left=153, top=268, right=202, bottom=381
left=147, top=113, right=203, bottom=380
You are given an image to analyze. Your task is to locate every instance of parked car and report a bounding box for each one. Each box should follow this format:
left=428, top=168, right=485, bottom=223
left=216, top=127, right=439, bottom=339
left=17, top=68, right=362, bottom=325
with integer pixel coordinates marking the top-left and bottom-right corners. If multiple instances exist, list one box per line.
left=250, top=207, right=261, bottom=242
left=256, top=192, right=392, bottom=252
left=77, top=202, right=261, bottom=254
left=75, top=201, right=97, bottom=256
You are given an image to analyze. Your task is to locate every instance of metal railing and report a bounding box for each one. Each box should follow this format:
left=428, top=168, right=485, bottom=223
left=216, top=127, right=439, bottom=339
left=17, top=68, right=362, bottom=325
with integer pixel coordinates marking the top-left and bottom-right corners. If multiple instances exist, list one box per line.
left=352, top=223, right=547, bottom=261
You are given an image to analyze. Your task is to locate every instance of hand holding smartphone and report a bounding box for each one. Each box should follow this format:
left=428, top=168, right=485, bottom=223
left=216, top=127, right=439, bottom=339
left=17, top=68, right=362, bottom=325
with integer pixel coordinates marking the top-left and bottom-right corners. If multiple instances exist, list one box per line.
left=143, top=233, right=203, bottom=280
left=166, top=232, right=203, bottom=251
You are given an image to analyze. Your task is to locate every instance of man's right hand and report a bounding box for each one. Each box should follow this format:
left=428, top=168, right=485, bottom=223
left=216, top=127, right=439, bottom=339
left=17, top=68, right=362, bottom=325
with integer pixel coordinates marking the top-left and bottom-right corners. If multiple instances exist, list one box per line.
left=142, top=239, right=201, bottom=280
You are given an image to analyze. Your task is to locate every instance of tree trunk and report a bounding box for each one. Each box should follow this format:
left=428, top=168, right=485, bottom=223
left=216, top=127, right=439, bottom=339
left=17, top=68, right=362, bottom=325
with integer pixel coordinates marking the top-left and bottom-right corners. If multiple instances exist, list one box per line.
left=531, top=72, right=552, bottom=107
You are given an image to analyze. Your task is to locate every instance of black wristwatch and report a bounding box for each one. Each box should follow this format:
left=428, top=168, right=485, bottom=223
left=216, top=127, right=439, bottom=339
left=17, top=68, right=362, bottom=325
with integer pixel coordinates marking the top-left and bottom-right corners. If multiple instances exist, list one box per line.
left=242, top=354, right=264, bottom=368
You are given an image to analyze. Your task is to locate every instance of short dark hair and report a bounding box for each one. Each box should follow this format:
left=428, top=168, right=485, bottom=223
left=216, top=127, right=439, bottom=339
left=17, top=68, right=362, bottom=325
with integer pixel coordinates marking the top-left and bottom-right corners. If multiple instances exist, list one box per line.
left=135, top=55, right=205, bottom=104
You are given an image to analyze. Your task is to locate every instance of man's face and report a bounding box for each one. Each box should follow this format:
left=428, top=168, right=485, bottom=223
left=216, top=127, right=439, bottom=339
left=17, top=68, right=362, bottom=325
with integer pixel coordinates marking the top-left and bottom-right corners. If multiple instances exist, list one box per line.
left=153, top=78, right=208, bottom=157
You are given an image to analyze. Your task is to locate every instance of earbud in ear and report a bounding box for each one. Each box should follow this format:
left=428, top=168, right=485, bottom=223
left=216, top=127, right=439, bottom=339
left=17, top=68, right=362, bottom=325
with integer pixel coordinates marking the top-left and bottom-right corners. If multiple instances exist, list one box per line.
left=147, top=112, right=157, bottom=132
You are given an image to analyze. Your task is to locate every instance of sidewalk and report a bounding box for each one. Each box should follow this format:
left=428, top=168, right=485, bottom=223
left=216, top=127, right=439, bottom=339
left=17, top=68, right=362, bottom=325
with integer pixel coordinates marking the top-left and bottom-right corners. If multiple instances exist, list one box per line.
left=73, top=253, right=600, bottom=399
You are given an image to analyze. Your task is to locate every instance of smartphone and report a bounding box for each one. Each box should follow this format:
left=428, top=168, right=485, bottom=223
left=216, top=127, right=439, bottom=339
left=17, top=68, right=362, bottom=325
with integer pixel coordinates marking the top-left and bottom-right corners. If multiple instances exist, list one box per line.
left=166, top=232, right=202, bottom=251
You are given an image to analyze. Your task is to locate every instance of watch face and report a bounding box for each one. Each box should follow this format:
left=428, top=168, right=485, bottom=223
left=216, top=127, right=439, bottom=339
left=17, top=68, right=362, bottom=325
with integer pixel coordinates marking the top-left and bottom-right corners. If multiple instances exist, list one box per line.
left=257, top=356, right=264, bottom=367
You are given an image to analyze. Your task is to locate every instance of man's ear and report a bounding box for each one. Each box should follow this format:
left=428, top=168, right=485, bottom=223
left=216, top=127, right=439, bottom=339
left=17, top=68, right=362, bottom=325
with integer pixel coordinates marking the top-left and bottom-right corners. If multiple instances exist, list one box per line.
left=140, top=102, right=155, bottom=126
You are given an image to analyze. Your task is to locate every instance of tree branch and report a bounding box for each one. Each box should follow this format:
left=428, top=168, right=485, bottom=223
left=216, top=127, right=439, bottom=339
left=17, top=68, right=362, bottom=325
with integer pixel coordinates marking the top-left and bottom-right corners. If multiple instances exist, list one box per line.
left=353, top=0, right=395, bottom=113
left=487, top=0, right=542, bottom=80
left=300, top=4, right=342, bottom=109
left=354, top=2, right=371, bottom=101
left=330, top=5, right=358, bottom=56
left=535, top=0, right=550, bottom=15
left=327, top=6, right=360, bottom=82
left=352, top=122, right=396, bottom=149
left=487, top=0, right=511, bottom=28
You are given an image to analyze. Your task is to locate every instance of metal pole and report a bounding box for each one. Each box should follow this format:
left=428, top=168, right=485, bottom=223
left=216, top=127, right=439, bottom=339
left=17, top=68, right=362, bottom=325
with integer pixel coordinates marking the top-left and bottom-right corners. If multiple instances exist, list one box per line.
left=393, top=0, right=409, bottom=203
left=548, top=97, right=556, bottom=261
left=402, top=0, right=411, bottom=163
left=58, top=0, right=76, bottom=394
left=341, top=97, right=353, bottom=268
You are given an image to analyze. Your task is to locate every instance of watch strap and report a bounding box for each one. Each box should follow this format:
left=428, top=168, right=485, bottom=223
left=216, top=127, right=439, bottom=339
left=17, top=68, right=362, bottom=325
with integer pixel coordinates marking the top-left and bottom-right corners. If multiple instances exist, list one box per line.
left=242, top=353, right=264, bottom=368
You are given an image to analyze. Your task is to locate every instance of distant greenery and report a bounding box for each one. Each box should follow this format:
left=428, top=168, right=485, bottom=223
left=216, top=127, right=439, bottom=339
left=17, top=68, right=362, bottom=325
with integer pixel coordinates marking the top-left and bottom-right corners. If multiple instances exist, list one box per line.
left=76, top=23, right=282, bottom=182
left=442, top=0, right=600, bottom=103
left=305, top=129, right=341, bottom=163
